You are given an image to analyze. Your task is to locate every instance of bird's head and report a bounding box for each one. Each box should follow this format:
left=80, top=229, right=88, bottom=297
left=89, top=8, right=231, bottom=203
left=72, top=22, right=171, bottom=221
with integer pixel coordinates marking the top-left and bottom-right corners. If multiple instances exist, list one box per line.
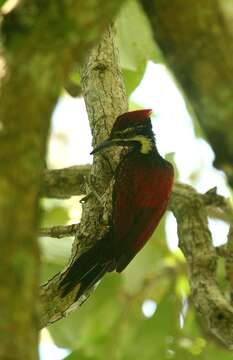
left=91, top=109, right=155, bottom=155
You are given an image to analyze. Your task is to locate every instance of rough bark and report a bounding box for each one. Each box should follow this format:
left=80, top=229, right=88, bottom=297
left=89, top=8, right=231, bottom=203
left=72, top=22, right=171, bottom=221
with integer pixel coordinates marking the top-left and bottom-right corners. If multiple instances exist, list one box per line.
left=42, top=165, right=90, bottom=199
left=171, top=184, right=233, bottom=349
left=41, top=165, right=233, bottom=226
left=39, top=223, right=79, bottom=238
left=0, top=49, right=55, bottom=360
left=9, top=0, right=233, bottom=349
left=40, top=27, right=128, bottom=328
left=0, top=1, right=126, bottom=358
left=140, top=0, right=233, bottom=187
left=40, top=162, right=233, bottom=349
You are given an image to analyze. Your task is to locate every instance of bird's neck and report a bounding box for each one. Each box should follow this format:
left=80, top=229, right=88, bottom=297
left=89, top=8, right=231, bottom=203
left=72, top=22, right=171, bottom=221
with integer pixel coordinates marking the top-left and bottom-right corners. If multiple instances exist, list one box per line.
left=132, top=125, right=158, bottom=156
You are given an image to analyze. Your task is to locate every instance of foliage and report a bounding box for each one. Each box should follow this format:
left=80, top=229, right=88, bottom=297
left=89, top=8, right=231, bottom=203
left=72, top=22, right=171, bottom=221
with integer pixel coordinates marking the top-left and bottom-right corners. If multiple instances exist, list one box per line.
left=115, top=0, right=159, bottom=96
left=41, top=202, right=231, bottom=359
left=38, top=0, right=233, bottom=359
left=41, top=208, right=231, bottom=359
left=0, top=0, right=7, bottom=7
left=69, top=0, right=159, bottom=97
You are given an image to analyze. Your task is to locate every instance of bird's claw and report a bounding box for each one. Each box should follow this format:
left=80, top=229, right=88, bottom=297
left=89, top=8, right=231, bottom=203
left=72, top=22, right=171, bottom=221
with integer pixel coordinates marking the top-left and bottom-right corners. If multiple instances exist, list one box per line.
left=80, top=174, right=102, bottom=205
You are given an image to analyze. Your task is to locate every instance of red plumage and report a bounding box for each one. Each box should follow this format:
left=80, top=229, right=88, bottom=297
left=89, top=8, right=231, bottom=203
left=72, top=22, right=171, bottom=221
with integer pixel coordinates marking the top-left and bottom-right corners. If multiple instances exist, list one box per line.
left=59, top=110, right=174, bottom=299
left=112, top=109, right=152, bottom=132
left=113, top=150, right=173, bottom=272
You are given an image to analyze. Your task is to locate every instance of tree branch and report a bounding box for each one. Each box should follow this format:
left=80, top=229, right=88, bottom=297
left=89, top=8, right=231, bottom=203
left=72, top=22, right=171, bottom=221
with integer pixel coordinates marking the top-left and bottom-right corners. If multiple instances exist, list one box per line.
left=39, top=27, right=128, bottom=329
left=36, top=5, right=233, bottom=348
left=174, top=183, right=233, bottom=225
left=140, top=0, right=233, bottom=188
left=170, top=184, right=233, bottom=349
left=0, top=1, right=126, bottom=357
left=41, top=165, right=90, bottom=199
left=40, top=163, right=233, bottom=349
left=41, top=165, right=233, bottom=225
left=39, top=224, right=79, bottom=238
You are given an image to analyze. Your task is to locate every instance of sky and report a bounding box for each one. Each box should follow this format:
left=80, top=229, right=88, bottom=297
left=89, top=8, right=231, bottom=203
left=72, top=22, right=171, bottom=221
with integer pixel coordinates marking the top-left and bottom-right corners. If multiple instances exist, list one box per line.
left=42, top=61, right=230, bottom=359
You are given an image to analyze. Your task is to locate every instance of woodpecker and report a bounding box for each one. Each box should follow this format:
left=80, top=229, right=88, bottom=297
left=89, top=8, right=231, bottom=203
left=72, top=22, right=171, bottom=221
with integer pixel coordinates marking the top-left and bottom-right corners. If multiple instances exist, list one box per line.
left=59, top=109, right=174, bottom=299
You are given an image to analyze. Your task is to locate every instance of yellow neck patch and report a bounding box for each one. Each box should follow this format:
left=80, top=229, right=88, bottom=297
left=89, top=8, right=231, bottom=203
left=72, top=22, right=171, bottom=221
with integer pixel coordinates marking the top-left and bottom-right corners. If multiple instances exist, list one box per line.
left=130, top=135, right=153, bottom=154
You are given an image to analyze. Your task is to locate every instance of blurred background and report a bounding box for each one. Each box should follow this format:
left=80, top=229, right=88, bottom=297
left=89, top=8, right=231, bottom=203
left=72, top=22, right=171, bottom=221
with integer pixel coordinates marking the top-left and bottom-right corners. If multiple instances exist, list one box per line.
left=36, top=1, right=233, bottom=359
left=40, top=63, right=231, bottom=360
left=2, top=0, right=233, bottom=359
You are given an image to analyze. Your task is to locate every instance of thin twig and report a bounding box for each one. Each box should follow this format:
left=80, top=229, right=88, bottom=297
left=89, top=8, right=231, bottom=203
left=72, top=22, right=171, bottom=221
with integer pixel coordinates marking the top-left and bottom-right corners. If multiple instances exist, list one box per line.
left=41, top=165, right=90, bottom=199
left=39, top=224, right=79, bottom=238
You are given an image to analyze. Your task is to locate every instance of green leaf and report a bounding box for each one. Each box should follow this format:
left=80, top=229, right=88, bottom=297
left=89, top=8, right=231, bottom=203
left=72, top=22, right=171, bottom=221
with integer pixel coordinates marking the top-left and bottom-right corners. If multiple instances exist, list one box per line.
left=122, top=215, right=169, bottom=295
left=48, top=275, right=123, bottom=350
left=114, top=288, right=182, bottom=360
left=64, top=70, right=82, bottom=97
left=69, top=70, right=81, bottom=86
left=63, top=349, right=94, bottom=360
left=0, top=0, right=7, bottom=7
left=122, top=62, right=146, bottom=96
left=116, top=0, right=158, bottom=70
left=116, top=0, right=160, bottom=95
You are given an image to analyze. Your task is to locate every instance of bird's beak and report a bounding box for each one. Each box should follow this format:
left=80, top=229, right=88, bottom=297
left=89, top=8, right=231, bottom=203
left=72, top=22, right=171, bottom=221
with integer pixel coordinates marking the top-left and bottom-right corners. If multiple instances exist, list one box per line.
left=91, top=138, right=126, bottom=155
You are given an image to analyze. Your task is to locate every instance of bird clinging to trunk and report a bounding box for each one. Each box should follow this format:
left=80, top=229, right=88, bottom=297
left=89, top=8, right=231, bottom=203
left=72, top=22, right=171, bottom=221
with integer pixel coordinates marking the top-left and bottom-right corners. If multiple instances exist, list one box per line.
left=59, top=109, right=174, bottom=300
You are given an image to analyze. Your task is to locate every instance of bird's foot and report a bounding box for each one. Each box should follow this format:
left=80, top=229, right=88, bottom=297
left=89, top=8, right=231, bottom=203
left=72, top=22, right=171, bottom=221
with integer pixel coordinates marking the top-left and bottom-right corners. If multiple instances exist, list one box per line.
left=101, top=153, right=116, bottom=177
left=80, top=174, right=102, bottom=205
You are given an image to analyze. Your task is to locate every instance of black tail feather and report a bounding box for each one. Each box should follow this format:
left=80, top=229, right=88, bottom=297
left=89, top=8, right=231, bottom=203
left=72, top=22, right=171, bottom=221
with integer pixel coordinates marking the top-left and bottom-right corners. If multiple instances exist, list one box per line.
left=76, top=263, right=109, bottom=300
left=59, top=238, right=113, bottom=299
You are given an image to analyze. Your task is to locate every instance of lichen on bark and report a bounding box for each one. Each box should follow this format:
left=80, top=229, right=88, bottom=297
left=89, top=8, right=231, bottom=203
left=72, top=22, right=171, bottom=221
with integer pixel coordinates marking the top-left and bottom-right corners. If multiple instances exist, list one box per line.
left=40, top=26, right=128, bottom=328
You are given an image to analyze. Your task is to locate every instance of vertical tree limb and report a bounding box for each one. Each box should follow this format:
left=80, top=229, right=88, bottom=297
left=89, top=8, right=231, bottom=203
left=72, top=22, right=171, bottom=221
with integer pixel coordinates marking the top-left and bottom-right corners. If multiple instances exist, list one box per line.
left=40, top=26, right=128, bottom=328
left=0, top=1, right=126, bottom=357
left=0, top=55, right=56, bottom=360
